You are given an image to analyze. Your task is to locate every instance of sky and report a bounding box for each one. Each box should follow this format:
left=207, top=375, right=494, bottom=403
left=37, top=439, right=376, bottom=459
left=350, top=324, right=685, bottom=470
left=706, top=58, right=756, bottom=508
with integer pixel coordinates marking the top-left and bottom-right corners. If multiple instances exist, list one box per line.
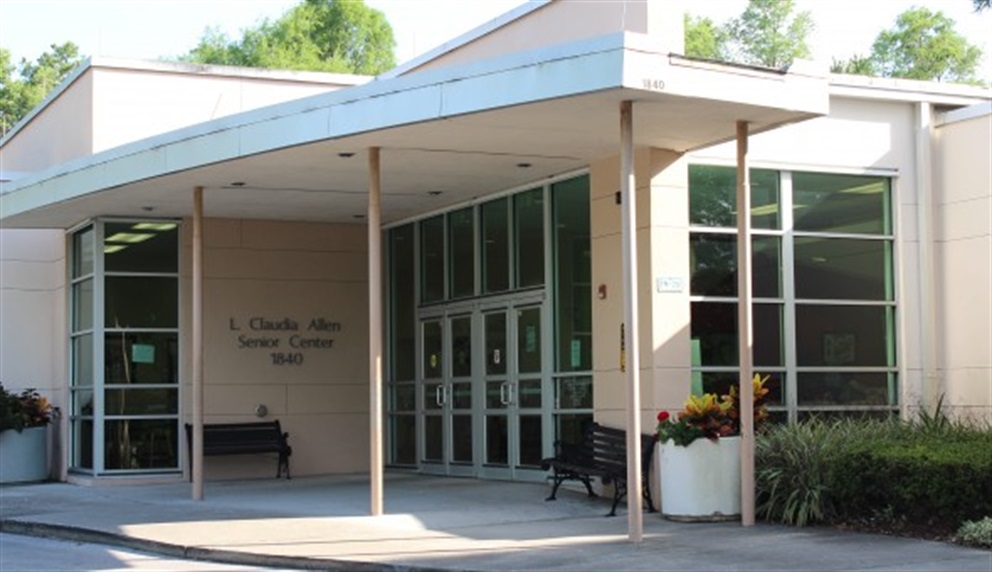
left=0, top=0, right=990, bottom=80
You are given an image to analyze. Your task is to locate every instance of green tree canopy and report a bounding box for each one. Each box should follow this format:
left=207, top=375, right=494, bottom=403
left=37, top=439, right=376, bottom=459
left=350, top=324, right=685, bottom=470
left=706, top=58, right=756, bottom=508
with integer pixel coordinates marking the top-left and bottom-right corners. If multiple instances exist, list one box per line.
left=1, top=42, right=82, bottom=134
left=836, top=7, right=984, bottom=83
left=684, top=14, right=727, bottom=60
left=183, top=0, right=395, bottom=75
left=723, top=0, right=813, bottom=68
left=684, top=0, right=811, bottom=69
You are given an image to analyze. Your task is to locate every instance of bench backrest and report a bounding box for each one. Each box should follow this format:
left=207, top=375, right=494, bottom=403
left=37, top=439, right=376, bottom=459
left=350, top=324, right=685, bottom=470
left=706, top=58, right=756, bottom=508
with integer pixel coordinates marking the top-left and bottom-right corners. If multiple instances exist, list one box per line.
left=184, top=421, right=288, bottom=455
left=587, top=422, right=655, bottom=477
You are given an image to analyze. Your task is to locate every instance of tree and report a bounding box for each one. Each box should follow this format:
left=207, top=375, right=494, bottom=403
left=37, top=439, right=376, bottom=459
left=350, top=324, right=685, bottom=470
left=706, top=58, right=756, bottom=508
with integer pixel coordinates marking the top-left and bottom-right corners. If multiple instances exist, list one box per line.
left=183, top=0, right=395, bottom=75
left=975, top=0, right=990, bottom=12
left=0, top=42, right=82, bottom=134
left=684, top=14, right=727, bottom=60
left=723, top=0, right=813, bottom=68
left=866, top=7, right=983, bottom=83
left=830, top=54, right=875, bottom=75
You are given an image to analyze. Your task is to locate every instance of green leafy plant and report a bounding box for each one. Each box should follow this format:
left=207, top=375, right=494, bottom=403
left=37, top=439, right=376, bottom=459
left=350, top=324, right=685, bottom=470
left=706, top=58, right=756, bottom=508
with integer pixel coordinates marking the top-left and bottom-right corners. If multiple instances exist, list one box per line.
left=755, top=417, right=855, bottom=526
left=0, top=383, right=53, bottom=433
left=956, top=517, right=992, bottom=549
left=657, top=373, right=770, bottom=447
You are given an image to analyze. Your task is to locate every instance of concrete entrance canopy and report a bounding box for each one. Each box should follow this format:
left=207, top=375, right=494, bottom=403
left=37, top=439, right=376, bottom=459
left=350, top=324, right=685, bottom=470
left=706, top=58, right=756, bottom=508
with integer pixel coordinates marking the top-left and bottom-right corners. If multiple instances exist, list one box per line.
left=0, top=32, right=828, bottom=228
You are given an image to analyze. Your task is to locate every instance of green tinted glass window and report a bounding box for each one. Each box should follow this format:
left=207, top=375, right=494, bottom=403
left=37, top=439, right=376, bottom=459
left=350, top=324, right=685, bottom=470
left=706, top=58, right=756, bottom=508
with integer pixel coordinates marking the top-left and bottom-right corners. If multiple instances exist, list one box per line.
left=553, top=175, right=591, bottom=371
left=795, top=237, right=892, bottom=301
left=514, top=188, right=544, bottom=288
left=481, top=199, right=509, bottom=293
left=389, top=225, right=415, bottom=381
left=793, top=173, right=891, bottom=234
left=448, top=208, right=474, bottom=299
left=103, top=222, right=178, bottom=273
left=420, top=216, right=444, bottom=303
left=689, top=165, right=779, bottom=229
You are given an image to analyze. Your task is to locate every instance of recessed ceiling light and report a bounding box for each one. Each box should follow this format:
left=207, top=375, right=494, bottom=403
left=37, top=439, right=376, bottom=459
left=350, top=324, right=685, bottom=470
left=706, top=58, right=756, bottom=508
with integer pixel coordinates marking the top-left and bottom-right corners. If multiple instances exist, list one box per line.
left=353, top=214, right=365, bottom=219
left=427, top=191, right=442, bottom=196
left=141, top=206, right=155, bottom=212
left=230, top=181, right=246, bottom=187
left=516, top=162, right=532, bottom=169
left=338, top=152, right=355, bottom=158
left=105, top=232, right=155, bottom=244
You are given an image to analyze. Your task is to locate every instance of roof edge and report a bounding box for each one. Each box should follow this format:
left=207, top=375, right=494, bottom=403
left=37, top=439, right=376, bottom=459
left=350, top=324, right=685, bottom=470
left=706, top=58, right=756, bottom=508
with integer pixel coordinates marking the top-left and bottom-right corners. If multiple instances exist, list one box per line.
left=377, top=0, right=551, bottom=80
left=0, top=57, right=372, bottom=148
left=936, top=102, right=992, bottom=126
left=86, top=57, right=372, bottom=85
left=829, top=73, right=992, bottom=105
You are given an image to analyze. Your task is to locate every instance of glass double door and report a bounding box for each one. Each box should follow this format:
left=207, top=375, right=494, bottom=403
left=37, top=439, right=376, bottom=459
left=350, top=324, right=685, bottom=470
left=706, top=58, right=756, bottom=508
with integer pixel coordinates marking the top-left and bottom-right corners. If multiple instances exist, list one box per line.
left=419, top=296, right=549, bottom=481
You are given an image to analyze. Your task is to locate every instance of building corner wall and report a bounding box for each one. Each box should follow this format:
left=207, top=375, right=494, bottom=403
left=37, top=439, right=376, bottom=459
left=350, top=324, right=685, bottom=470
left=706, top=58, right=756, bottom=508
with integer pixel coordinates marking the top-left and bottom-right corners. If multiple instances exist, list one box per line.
left=933, top=110, right=992, bottom=422
left=589, top=148, right=691, bottom=416
left=0, top=228, right=68, bottom=480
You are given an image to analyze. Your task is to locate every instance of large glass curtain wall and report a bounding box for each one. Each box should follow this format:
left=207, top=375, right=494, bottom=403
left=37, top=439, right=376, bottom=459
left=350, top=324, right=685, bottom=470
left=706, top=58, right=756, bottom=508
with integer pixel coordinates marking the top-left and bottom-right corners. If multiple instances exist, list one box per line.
left=689, top=166, right=897, bottom=421
left=69, top=220, right=180, bottom=474
left=386, top=174, right=592, bottom=467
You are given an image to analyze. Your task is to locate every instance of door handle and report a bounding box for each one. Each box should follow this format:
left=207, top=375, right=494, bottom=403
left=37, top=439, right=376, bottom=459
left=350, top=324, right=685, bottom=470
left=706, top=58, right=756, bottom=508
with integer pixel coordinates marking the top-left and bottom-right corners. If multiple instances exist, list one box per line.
left=500, top=381, right=515, bottom=405
left=435, top=384, right=445, bottom=407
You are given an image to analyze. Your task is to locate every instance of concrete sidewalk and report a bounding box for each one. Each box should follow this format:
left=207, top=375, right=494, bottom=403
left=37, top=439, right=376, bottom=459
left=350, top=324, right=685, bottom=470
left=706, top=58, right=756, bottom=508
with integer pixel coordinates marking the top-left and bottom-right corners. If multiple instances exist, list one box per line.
left=1, top=473, right=989, bottom=571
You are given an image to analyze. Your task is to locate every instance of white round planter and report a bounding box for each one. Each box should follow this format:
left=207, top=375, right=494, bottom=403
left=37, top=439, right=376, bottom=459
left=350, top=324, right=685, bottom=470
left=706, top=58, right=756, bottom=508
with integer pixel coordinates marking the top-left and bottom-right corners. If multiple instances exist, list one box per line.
left=659, top=435, right=741, bottom=521
left=0, top=426, right=49, bottom=484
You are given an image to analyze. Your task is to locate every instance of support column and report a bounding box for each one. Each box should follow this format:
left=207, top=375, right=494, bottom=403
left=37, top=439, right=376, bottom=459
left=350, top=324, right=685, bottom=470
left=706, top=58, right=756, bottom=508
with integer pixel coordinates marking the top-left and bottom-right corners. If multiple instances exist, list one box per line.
left=368, top=147, right=384, bottom=517
left=192, top=186, right=204, bottom=501
left=736, top=122, right=755, bottom=526
left=620, top=101, right=643, bottom=543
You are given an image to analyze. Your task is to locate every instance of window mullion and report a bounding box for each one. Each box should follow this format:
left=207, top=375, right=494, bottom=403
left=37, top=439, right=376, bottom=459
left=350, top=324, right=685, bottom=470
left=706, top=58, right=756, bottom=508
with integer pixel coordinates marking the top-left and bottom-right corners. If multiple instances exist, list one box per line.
left=93, top=221, right=106, bottom=474
left=780, top=171, right=799, bottom=423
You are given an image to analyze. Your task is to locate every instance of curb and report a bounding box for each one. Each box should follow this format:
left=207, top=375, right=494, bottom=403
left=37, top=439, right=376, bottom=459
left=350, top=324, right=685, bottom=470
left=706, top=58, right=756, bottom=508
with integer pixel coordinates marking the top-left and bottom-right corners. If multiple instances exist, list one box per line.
left=0, top=519, right=447, bottom=572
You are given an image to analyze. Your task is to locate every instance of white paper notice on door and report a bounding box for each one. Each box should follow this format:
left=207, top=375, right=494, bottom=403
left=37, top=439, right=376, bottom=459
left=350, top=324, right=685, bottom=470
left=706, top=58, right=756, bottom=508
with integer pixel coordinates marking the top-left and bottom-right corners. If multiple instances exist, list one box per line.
left=132, top=344, right=155, bottom=364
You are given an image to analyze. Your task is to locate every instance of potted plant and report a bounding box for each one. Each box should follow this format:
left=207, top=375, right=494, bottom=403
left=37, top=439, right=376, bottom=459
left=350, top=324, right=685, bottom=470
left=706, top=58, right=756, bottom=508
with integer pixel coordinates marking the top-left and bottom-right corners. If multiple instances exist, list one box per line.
left=0, top=383, right=55, bottom=483
left=655, top=374, right=770, bottom=521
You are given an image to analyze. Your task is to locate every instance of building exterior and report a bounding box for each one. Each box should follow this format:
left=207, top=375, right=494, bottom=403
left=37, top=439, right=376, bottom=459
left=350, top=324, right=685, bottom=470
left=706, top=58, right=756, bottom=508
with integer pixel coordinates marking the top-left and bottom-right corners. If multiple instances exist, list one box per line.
left=1, top=0, right=989, bottom=491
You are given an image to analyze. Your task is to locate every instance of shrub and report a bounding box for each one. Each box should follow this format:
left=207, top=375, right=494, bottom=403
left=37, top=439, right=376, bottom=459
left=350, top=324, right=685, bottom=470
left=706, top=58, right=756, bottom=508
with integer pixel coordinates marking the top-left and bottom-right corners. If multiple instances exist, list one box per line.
left=830, top=435, right=992, bottom=530
left=956, top=517, right=992, bottom=549
left=755, top=412, right=992, bottom=532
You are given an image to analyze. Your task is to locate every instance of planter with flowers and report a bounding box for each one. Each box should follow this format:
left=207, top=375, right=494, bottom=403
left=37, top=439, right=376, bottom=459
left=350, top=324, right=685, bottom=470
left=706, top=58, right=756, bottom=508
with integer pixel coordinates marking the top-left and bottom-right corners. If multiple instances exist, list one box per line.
left=656, top=374, right=769, bottom=521
left=0, top=383, right=55, bottom=483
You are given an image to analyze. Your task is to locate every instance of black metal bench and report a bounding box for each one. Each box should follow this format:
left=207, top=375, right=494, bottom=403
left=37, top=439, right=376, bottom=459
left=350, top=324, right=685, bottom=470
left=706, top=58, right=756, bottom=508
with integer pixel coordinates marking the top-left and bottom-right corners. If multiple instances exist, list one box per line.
left=540, top=422, right=656, bottom=516
left=184, top=421, right=292, bottom=481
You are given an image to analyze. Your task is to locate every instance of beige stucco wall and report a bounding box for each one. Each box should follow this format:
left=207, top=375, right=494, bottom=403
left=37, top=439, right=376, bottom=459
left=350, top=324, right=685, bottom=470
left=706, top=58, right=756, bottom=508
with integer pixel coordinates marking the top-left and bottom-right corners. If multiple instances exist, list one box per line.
left=933, top=109, right=992, bottom=420
left=409, top=0, right=683, bottom=75
left=90, top=67, right=350, bottom=154
left=180, top=218, right=370, bottom=479
left=0, top=228, right=68, bottom=478
left=590, top=148, right=689, bottom=431
left=0, top=72, right=94, bottom=172
left=0, top=229, right=67, bottom=396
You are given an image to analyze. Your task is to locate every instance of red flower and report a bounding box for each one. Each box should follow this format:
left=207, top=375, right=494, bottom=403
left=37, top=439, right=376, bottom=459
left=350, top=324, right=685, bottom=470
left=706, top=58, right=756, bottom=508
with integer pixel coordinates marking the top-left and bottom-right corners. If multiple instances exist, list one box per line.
left=657, top=411, right=670, bottom=422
